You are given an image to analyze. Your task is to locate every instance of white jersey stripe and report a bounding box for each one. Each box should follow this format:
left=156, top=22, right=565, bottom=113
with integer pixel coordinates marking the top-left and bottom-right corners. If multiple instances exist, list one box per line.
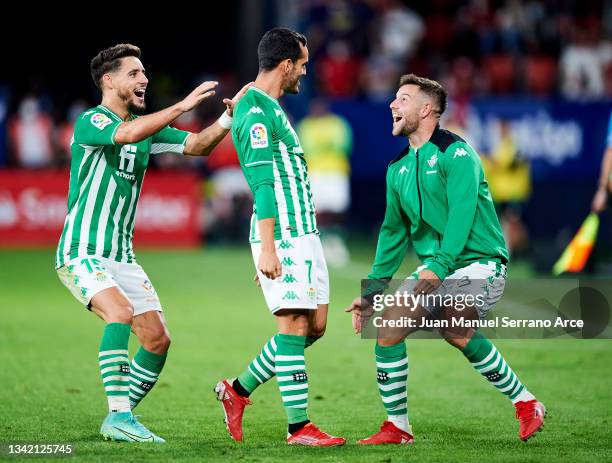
left=78, top=155, right=108, bottom=257
left=294, top=156, right=313, bottom=233
left=279, top=141, right=304, bottom=236
left=95, top=176, right=117, bottom=256
left=120, top=182, right=138, bottom=263
left=60, top=148, right=100, bottom=264
left=107, top=195, right=126, bottom=261
left=271, top=155, right=291, bottom=240
left=151, top=143, right=185, bottom=155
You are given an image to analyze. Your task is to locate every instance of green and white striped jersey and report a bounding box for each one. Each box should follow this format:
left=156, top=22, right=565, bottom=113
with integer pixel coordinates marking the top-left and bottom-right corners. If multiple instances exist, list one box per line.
left=55, top=105, right=191, bottom=268
left=232, top=87, right=318, bottom=242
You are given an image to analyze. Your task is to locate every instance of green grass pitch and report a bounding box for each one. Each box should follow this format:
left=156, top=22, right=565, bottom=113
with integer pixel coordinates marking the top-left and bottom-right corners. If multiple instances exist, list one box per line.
left=1, top=247, right=611, bottom=462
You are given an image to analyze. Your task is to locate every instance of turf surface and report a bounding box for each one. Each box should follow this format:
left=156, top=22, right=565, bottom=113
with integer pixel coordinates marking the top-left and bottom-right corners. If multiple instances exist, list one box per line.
left=0, top=247, right=611, bottom=462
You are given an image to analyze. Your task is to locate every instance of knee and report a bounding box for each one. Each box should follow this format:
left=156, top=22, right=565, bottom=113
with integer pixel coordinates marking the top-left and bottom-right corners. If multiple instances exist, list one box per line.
left=377, top=337, right=404, bottom=347
left=289, top=314, right=310, bottom=336
left=308, top=322, right=326, bottom=340
left=144, top=330, right=171, bottom=354
left=108, top=303, right=134, bottom=325
left=443, top=333, right=468, bottom=350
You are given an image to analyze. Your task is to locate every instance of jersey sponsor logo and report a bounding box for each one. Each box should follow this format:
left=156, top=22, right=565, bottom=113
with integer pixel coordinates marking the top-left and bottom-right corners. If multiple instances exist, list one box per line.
left=249, top=123, right=269, bottom=149
left=90, top=113, right=113, bottom=130
left=399, top=166, right=409, bottom=175
left=427, top=154, right=438, bottom=167
left=248, top=106, right=264, bottom=115
left=281, top=257, right=296, bottom=266
left=282, top=274, right=298, bottom=283
left=453, top=147, right=468, bottom=158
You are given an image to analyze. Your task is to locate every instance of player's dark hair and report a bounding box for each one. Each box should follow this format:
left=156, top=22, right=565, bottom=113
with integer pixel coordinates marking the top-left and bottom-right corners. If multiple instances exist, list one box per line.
left=90, top=44, right=141, bottom=90
left=257, top=28, right=307, bottom=72
left=399, top=74, right=448, bottom=116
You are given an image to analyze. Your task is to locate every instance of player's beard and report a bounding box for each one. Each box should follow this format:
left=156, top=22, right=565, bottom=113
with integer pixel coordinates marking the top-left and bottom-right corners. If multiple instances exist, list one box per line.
left=128, top=100, right=146, bottom=115
left=393, top=112, right=419, bottom=137
left=118, top=88, right=146, bottom=115
left=284, top=73, right=301, bottom=95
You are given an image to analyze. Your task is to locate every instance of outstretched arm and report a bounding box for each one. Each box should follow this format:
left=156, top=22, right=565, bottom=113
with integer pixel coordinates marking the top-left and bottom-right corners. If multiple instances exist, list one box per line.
left=114, top=81, right=218, bottom=144
left=183, top=82, right=252, bottom=156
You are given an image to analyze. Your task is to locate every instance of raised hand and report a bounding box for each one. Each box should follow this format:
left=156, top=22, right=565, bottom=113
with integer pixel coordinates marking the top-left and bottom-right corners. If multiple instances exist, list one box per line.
left=179, top=81, right=219, bottom=113
left=223, top=82, right=254, bottom=117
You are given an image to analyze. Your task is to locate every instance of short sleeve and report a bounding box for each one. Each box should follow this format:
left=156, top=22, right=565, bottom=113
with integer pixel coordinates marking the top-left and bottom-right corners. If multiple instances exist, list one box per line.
left=73, top=110, right=122, bottom=146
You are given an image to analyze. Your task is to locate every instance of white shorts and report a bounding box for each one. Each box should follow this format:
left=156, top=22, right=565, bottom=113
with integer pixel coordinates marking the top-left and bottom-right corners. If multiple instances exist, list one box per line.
left=309, top=173, right=350, bottom=213
left=56, top=256, right=162, bottom=316
left=407, top=260, right=507, bottom=319
left=251, top=234, right=329, bottom=313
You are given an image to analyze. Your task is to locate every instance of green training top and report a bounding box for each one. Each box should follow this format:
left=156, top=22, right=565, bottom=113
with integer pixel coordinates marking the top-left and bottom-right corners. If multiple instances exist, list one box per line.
left=369, top=126, right=508, bottom=281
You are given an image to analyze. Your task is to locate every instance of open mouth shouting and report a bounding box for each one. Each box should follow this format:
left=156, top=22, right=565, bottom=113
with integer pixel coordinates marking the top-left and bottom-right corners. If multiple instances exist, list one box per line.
left=133, top=87, right=146, bottom=104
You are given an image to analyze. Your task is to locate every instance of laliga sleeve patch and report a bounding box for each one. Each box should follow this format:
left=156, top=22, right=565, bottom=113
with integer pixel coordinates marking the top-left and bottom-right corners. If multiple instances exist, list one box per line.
left=90, top=113, right=113, bottom=130
left=250, top=123, right=269, bottom=149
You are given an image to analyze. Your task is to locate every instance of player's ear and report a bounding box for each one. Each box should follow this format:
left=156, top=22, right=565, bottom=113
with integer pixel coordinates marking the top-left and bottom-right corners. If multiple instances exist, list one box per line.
left=421, top=102, right=432, bottom=119
left=283, top=59, right=292, bottom=75
left=102, top=73, right=113, bottom=91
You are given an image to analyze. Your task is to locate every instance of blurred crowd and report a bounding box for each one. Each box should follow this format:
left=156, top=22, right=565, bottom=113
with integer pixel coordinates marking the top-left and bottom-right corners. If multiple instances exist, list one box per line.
left=3, top=0, right=612, bottom=255
left=297, top=0, right=612, bottom=101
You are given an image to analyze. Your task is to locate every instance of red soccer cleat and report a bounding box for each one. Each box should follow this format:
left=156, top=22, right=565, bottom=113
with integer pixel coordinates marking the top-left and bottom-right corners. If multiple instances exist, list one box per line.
left=214, top=379, right=252, bottom=442
left=357, top=420, right=414, bottom=445
left=515, top=400, right=546, bottom=441
left=286, top=423, right=346, bottom=447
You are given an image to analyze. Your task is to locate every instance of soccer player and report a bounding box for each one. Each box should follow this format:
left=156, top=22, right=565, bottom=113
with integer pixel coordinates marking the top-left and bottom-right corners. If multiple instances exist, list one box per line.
left=346, top=74, right=546, bottom=444
left=214, top=28, right=345, bottom=447
left=55, top=44, right=249, bottom=443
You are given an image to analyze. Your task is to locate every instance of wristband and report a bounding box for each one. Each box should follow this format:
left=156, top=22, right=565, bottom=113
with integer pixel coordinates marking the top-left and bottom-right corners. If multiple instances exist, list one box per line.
left=218, top=111, right=233, bottom=129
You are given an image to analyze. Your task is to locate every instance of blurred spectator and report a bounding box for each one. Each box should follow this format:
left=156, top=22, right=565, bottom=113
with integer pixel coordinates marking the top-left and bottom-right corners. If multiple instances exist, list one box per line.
left=316, top=39, right=363, bottom=98
left=524, top=51, right=557, bottom=95
left=482, top=119, right=531, bottom=255
left=56, top=100, right=87, bottom=167
left=484, top=52, right=517, bottom=94
left=373, top=0, right=424, bottom=65
left=560, top=23, right=607, bottom=99
left=297, top=99, right=352, bottom=266
left=361, top=49, right=400, bottom=102
left=8, top=96, right=54, bottom=168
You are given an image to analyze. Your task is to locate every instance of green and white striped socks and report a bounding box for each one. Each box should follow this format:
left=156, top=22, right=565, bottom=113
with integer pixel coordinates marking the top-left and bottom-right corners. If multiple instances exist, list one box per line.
left=237, top=336, right=278, bottom=394
left=461, top=331, right=535, bottom=403
left=375, top=342, right=410, bottom=432
left=129, top=347, right=167, bottom=409
left=235, top=335, right=319, bottom=396
left=98, top=323, right=131, bottom=413
left=275, top=334, right=309, bottom=425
